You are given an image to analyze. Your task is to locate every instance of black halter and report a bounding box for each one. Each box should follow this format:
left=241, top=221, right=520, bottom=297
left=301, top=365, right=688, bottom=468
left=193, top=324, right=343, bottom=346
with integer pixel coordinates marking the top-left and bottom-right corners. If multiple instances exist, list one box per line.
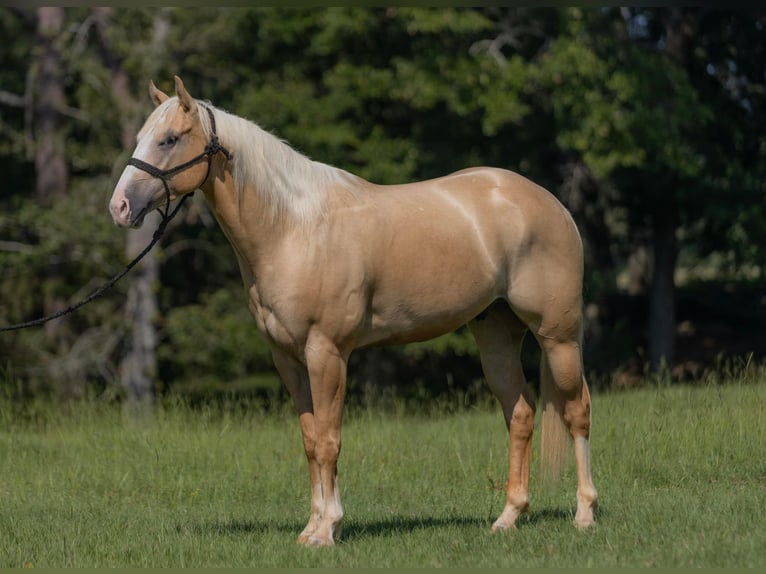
left=127, top=104, right=232, bottom=218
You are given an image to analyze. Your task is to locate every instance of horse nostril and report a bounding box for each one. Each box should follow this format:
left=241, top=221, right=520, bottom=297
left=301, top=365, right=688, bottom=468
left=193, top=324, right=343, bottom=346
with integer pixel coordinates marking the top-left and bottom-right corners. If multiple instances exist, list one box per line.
left=110, top=197, right=130, bottom=224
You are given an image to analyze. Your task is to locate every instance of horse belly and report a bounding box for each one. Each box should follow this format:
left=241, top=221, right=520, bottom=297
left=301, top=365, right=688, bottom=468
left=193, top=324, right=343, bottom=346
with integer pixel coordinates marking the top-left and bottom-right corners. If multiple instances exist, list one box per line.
left=359, top=308, right=484, bottom=348
left=359, top=238, right=502, bottom=348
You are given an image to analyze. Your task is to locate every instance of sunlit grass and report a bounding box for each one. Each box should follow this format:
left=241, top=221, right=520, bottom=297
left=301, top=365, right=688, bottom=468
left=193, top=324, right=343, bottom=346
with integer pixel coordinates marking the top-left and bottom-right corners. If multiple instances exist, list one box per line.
left=0, top=370, right=764, bottom=567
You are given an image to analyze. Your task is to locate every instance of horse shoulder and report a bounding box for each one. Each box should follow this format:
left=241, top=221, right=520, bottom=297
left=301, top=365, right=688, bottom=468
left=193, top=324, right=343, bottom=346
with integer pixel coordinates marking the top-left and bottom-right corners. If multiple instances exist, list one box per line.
left=247, top=223, right=370, bottom=354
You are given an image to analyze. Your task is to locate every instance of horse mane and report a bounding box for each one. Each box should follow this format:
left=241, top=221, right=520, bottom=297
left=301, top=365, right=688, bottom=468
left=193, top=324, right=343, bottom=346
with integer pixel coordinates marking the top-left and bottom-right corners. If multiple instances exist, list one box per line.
left=192, top=99, right=358, bottom=223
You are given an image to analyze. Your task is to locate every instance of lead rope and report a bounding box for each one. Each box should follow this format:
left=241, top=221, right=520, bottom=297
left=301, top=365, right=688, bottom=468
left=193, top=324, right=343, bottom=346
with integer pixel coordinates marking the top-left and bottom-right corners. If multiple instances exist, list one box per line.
left=0, top=193, right=189, bottom=333
left=0, top=105, right=229, bottom=333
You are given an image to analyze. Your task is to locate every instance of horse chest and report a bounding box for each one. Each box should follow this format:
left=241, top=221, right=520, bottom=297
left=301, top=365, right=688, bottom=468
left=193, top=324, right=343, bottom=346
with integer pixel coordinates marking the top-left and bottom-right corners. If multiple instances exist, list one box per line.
left=246, top=263, right=378, bottom=358
left=245, top=288, right=302, bottom=352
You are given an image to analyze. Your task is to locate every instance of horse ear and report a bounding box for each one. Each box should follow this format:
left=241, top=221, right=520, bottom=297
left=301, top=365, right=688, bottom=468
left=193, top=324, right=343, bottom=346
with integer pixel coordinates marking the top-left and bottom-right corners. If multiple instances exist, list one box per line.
left=174, top=75, right=196, bottom=114
left=148, top=80, right=169, bottom=107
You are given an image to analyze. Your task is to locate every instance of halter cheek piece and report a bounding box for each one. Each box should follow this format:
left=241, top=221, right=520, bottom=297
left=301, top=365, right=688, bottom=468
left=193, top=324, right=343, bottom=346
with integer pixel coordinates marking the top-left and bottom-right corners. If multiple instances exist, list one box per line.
left=127, top=104, right=232, bottom=218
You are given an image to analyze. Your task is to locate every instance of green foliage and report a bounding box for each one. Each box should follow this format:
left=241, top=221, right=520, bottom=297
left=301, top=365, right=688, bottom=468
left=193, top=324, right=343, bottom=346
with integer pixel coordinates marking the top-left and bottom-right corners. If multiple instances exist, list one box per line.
left=404, top=327, right=478, bottom=359
left=0, top=177, right=128, bottom=397
left=540, top=35, right=711, bottom=185
left=158, top=288, right=275, bottom=396
left=1, top=7, right=765, bottom=402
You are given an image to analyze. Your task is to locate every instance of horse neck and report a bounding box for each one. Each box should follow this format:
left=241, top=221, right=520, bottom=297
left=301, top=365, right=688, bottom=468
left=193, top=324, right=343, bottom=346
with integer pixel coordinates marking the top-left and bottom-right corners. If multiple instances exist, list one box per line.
left=198, top=155, right=341, bottom=271
left=207, top=108, right=355, bottom=223
left=198, top=108, right=362, bottom=268
left=200, top=156, right=282, bottom=266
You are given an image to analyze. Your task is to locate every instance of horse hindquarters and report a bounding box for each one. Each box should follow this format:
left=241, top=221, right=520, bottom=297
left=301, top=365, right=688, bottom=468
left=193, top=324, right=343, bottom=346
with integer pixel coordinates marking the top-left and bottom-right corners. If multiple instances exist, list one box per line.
left=474, top=300, right=598, bottom=530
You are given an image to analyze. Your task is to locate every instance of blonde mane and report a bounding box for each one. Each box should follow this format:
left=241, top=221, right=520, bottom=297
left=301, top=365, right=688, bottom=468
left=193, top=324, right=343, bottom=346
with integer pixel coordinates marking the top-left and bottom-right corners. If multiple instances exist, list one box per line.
left=189, top=99, right=358, bottom=223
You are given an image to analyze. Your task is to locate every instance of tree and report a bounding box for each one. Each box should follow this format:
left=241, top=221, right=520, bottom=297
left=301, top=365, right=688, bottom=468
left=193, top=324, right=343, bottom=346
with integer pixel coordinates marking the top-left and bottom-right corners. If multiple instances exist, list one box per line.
left=526, top=7, right=765, bottom=372
left=1, top=7, right=763, bottom=403
left=33, top=8, right=70, bottom=341
left=91, top=7, right=171, bottom=404
left=1, top=8, right=134, bottom=398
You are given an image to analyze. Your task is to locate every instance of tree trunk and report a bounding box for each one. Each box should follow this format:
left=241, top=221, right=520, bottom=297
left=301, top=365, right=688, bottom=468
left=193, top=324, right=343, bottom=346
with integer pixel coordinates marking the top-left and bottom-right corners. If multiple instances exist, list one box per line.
left=644, top=7, right=693, bottom=374
left=648, top=209, right=677, bottom=372
left=119, top=213, right=161, bottom=403
left=93, top=7, right=170, bottom=404
left=34, top=7, right=69, bottom=340
left=34, top=7, right=67, bottom=201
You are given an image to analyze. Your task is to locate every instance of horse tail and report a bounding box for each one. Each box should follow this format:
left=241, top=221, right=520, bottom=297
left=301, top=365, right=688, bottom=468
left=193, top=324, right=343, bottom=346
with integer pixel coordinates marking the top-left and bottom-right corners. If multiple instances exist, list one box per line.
left=539, top=344, right=571, bottom=489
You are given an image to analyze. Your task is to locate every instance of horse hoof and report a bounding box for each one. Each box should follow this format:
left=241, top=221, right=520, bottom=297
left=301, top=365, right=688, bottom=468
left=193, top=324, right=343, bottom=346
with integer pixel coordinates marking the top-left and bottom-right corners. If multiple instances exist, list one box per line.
left=308, top=535, right=334, bottom=547
left=574, top=499, right=598, bottom=529
left=574, top=510, right=596, bottom=529
left=297, top=535, right=333, bottom=547
left=296, top=534, right=311, bottom=546
left=574, top=517, right=595, bottom=530
left=490, top=520, right=517, bottom=533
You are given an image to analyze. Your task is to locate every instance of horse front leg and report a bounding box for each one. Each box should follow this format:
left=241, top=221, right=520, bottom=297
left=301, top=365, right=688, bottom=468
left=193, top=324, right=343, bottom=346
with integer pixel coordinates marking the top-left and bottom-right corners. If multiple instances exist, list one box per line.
left=302, top=334, right=349, bottom=546
left=271, top=348, right=322, bottom=544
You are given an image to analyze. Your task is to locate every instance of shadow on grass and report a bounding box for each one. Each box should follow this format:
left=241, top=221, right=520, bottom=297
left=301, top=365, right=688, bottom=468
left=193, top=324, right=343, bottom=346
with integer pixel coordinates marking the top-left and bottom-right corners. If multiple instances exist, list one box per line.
left=193, top=519, right=304, bottom=536
left=194, top=505, right=598, bottom=542
left=519, top=508, right=575, bottom=528
left=341, top=516, right=486, bottom=542
left=339, top=509, right=604, bottom=542
left=519, top=505, right=606, bottom=529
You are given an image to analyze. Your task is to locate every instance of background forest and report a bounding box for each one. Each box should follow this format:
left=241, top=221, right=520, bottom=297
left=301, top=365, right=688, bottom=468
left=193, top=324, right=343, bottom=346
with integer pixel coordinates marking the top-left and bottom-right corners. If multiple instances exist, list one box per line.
left=1, top=7, right=764, bottom=406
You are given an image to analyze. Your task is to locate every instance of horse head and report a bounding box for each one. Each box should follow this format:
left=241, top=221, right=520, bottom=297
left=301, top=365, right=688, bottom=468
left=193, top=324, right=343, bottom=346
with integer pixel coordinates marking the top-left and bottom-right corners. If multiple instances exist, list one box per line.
left=109, top=76, right=217, bottom=228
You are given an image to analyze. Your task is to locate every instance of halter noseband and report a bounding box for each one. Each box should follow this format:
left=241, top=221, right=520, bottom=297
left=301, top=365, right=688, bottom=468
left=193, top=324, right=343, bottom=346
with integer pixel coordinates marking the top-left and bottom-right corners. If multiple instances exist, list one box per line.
left=127, top=104, right=232, bottom=218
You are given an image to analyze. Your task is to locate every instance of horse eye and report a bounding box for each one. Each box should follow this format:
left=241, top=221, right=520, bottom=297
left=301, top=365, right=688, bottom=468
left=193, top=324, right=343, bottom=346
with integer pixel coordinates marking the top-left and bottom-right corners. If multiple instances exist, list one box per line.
left=160, top=135, right=178, bottom=147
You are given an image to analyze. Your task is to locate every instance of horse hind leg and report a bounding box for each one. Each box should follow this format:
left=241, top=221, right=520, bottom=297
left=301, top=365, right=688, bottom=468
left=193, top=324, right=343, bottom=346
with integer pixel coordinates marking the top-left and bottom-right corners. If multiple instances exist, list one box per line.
left=468, top=301, right=535, bottom=531
left=538, top=333, right=598, bottom=529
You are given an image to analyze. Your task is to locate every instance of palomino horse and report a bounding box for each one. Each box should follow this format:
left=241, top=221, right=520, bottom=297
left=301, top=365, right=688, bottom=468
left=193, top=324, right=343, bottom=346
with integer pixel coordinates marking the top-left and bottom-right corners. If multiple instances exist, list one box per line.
left=109, top=76, right=597, bottom=546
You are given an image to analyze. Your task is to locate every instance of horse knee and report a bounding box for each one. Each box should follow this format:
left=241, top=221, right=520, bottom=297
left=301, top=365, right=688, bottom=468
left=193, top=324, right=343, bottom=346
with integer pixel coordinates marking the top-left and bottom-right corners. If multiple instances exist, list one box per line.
left=509, top=395, right=535, bottom=440
left=314, top=434, right=341, bottom=466
left=563, top=397, right=591, bottom=438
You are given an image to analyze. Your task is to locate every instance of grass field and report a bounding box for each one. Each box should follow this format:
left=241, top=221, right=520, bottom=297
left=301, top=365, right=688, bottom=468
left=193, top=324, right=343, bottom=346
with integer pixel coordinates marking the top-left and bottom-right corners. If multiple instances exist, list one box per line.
left=0, top=372, right=764, bottom=567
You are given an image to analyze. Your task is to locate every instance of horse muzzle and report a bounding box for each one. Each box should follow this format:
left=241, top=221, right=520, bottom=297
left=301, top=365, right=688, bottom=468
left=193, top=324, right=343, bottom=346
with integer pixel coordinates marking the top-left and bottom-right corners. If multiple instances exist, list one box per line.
left=112, top=199, right=152, bottom=229
left=109, top=187, right=159, bottom=228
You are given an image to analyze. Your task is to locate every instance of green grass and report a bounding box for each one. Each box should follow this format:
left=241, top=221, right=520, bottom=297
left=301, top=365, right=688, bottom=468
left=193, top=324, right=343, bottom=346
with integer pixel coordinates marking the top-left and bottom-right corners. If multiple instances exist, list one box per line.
left=0, top=375, right=764, bottom=567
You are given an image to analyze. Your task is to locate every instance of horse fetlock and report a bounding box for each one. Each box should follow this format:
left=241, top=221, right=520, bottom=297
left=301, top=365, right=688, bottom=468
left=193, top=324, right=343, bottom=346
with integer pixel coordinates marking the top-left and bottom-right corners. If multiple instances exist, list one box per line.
left=303, top=517, right=343, bottom=547
left=574, top=488, right=598, bottom=529
left=491, top=500, right=530, bottom=532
